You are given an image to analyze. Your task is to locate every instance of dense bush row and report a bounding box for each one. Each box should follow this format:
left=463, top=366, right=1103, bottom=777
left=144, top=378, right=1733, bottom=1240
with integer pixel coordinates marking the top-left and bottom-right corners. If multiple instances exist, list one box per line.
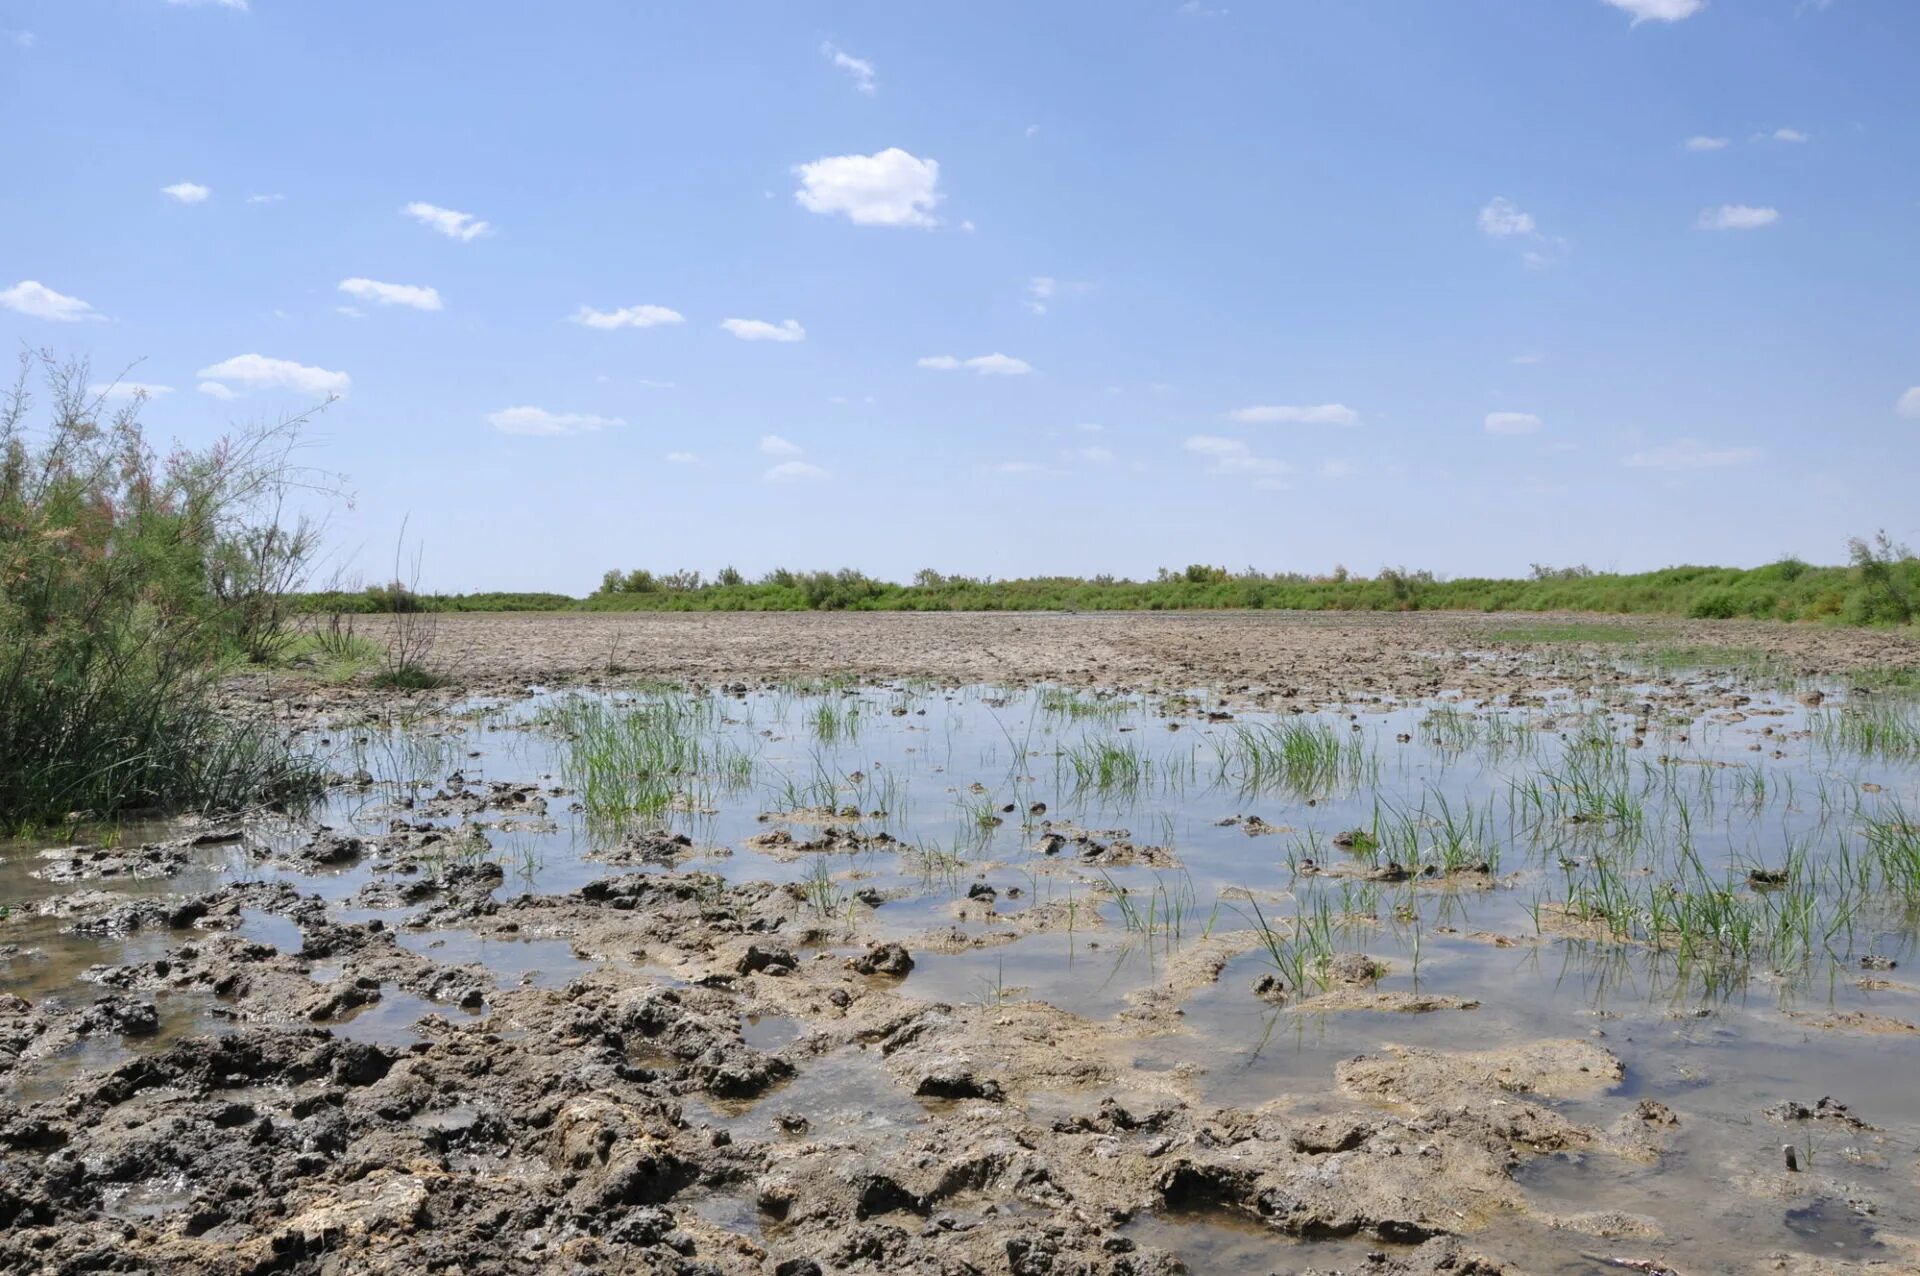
left=290, top=548, right=1919, bottom=625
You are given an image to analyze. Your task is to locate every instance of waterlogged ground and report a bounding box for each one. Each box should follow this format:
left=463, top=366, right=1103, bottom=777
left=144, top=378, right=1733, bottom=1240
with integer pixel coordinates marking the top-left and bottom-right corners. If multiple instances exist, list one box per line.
left=4, top=613, right=1920, bottom=1274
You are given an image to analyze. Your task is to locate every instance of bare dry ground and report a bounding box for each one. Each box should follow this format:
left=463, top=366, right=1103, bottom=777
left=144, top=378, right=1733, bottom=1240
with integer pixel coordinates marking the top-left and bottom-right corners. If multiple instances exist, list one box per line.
left=327, top=609, right=1919, bottom=700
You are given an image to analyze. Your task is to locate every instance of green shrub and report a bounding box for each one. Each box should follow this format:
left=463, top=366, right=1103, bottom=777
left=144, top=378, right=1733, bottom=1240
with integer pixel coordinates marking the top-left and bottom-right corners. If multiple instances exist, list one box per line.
left=0, top=355, right=324, bottom=827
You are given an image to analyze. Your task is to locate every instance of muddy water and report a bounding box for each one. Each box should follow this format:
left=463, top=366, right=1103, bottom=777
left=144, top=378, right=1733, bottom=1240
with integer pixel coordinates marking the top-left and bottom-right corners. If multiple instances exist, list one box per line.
left=4, top=659, right=1919, bottom=1273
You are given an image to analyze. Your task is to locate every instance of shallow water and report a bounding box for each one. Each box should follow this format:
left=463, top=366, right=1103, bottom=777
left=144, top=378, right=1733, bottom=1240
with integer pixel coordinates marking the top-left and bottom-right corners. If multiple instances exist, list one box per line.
left=5, top=657, right=1919, bottom=1270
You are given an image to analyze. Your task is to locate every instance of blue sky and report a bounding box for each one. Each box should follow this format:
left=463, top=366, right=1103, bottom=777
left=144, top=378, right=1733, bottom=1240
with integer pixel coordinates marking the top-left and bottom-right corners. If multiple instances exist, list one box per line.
left=3, top=0, right=1916, bottom=592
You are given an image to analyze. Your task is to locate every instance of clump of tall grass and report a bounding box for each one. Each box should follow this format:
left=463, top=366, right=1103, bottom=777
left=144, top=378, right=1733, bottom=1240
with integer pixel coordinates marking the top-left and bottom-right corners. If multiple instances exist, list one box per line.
left=540, top=690, right=754, bottom=823
left=1817, top=698, right=1920, bottom=759
left=1213, top=718, right=1376, bottom=798
left=0, top=354, right=326, bottom=828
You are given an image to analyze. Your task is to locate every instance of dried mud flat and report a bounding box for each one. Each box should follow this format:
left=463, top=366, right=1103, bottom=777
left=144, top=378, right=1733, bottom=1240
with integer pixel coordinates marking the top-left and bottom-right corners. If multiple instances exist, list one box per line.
left=7, top=612, right=1920, bottom=1275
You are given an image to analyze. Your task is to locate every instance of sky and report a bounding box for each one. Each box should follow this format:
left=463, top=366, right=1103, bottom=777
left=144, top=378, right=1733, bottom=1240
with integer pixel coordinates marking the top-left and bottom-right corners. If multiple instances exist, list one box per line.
left=2, top=0, right=1917, bottom=593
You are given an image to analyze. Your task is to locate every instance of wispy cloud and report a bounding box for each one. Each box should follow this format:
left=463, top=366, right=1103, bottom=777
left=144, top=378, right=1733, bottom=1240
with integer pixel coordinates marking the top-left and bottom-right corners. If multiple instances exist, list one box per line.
left=403, top=201, right=492, bottom=242
left=246, top=192, right=284, bottom=204
left=88, top=381, right=174, bottom=400
left=571, top=303, right=684, bottom=330
left=198, top=354, right=350, bottom=397
left=1895, top=388, right=1920, bottom=420
left=821, top=42, right=876, bottom=95
left=487, top=406, right=624, bottom=437
left=1602, top=0, right=1706, bottom=24
left=1226, top=403, right=1359, bottom=427
left=918, top=353, right=1033, bottom=376
left=665, top=451, right=700, bottom=464
left=338, top=278, right=443, bottom=311
left=1684, top=135, right=1730, bottom=152
left=765, top=460, right=829, bottom=482
left=759, top=434, right=804, bottom=456
left=197, top=381, right=238, bottom=401
left=1184, top=434, right=1292, bottom=484
left=1625, top=439, right=1761, bottom=470
left=162, top=181, right=210, bottom=204
left=794, top=148, right=941, bottom=227
left=1754, top=127, right=1809, bottom=143
left=1696, top=204, right=1779, bottom=230
left=1025, top=276, right=1056, bottom=315
left=0, top=280, right=101, bottom=322
left=722, top=317, right=806, bottom=343
left=1485, top=411, right=1543, bottom=436
left=1477, top=197, right=1536, bottom=238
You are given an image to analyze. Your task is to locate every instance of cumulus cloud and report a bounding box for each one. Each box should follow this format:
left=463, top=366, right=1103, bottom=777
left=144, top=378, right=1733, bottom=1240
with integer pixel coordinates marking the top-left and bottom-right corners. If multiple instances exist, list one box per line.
left=1603, top=0, right=1706, bottom=23
left=338, top=278, right=442, bottom=311
left=197, top=354, right=350, bottom=397
left=759, top=434, right=804, bottom=456
left=1485, top=411, right=1543, bottom=435
left=1477, top=197, right=1536, bottom=238
left=917, top=353, right=1033, bottom=376
left=1, top=280, right=101, bottom=322
left=162, top=181, right=210, bottom=204
left=794, top=148, right=941, bottom=227
left=486, top=406, right=624, bottom=437
left=1758, top=127, right=1808, bottom=143
left=88, top=381, right=174, bottom=400
left=821, top=42, right=876, bottom=95
left=572, top=303, right=684, bottom=330
left=1184, top=434, right=1292, bottom=481
left=197, top=381, right=238, bottom=401
left=1226, top=403, right=1359, bottom=427
left=1696, top=204, right=1779, bottom=230
left=764, top=460, right=829, bottom=482
left=1625, top=439, right=1761, bottom=470
left=403, top=201, right=492, bottom=241
left=1685, top=135, right=1730, bottom=151
left=721, top=317, right=806, bottom=343
left=1896, top=387, right=1920, bottom=420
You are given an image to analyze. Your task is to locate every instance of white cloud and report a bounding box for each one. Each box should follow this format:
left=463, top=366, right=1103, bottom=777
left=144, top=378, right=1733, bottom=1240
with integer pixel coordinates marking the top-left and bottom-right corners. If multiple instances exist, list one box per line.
left=162, top=181, right=210, bottom=204
left=821, top=42, right=876, bottom=95
left=665, top=451, right=700, bottom=464
left=1625, top=439, right=1761, bottom=470
left=1685, top=135, right=1730, bottom=151
left=403, top=201, right=492, bottom=242
left=197, top=354, right=350, bottom=398
left=6, top=29, right=35, bottom=47
left=338, top=277, right=443, bottom=311
left=1896, top=387, right=1920, bottom=420
left=1485, top=411, right=1543, bottom=436
left=335, top=306, right=365, bottom=320
left=1025, top=276, right=1056, bottom=315
left=197, top=381, right=238, bottom=401
left=764, top=460, right=829, bottom=483
left=759, top=434, right=804, bottom=456
left=246, top=192, right=284, bottom=204
left=0, top=280, right=101, bottom=322
left=1227, top=403, right=1359, bottom=427
left=486, top=406, right=624, bottom=437
left=918, top=353, right=1033, bottom=376
left=794, top=148, right=941, bottom=227
left=1602, top=0, right=1706, bottom=23
left=1184, top=434, right=1292, bottom=480
left=89, top=381, right=174, bottom=400
left=1478, top=196, right=1535, bottom=238
left=1759, top=127, right=1809, bottom=143
left=721, top=317, right=806, bottom=343
left=572, top=303, right=684, bottom=330
left=1696, top=204, right=1779, bottom=230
